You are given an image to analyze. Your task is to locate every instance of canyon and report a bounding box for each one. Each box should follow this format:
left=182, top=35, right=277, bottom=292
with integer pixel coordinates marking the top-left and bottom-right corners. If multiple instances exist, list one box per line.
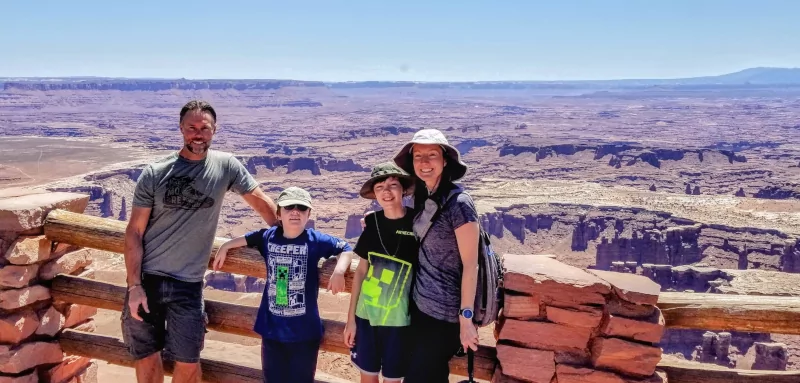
left=2, top=76, right=800, bottom=379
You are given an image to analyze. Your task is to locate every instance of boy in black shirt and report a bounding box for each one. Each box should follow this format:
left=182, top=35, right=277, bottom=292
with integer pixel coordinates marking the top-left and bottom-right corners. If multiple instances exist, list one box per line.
left=344, top=162, right=419, bottom=382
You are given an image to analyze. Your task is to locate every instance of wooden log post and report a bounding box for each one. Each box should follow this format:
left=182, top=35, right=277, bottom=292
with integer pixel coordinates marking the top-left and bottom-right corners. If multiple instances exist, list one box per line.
left=657, top=358, right=800, bottom=383
left=51, top=275, right=497, bottom=380
left=657, top=292, right=800, bottom=335
left=59, top=329, right=351, bottom=383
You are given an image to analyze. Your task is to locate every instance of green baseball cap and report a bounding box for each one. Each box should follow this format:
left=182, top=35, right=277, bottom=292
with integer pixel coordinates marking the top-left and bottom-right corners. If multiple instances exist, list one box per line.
left=276, top=186, right=313, bottom=208
left=359, top=162, right=416, bottom=199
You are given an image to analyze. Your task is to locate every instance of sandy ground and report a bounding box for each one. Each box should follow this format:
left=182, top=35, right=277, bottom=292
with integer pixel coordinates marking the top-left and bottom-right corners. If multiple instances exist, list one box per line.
left=0, top=136, right=155, bottom=188
left=93, top=304, right=486, bottom=383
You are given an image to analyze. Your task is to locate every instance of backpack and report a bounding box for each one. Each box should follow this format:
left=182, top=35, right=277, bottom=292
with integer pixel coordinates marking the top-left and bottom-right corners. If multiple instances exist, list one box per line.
left=473, top=224, right=504, bottom=327
left=418, top=187, right=504, bottom=327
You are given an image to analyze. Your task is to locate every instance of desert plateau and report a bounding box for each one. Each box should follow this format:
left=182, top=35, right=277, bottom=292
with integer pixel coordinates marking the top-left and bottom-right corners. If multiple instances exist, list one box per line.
left=3, top=71, right=800, bottom=381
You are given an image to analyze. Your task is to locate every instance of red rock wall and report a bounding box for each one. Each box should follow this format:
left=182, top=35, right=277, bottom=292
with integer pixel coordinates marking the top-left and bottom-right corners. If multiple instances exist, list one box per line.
left=481, top=207, right=800, bottom=273
left=0, top=190, right=97, bottom=383
left=494, top=254, right=667, bottom=383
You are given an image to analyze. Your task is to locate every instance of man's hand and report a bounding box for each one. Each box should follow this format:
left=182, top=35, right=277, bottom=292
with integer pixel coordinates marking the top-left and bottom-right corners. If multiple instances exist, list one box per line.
left=124, top=206, right=150, bottom=321
left=128, top=286, right=150, bottom=321
left=213, top=246, right=229, bottom=271
left=328, top=270, right=346, bottom=295
left=459, top=316, right=479, bottom=352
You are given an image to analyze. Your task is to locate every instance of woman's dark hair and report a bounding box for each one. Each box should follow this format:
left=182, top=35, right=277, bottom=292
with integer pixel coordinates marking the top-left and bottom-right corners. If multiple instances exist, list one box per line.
left=412, top=179, right=428, bottom=211
left=411, top=167, right=455, bottom=211
left=405, top=147, right=456, bottom=210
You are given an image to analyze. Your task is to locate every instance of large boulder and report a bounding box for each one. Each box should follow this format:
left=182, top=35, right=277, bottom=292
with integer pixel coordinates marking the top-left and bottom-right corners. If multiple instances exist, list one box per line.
left=503, top=254, right=610, bottom=306
left=0, top=190, right=88, bottom=233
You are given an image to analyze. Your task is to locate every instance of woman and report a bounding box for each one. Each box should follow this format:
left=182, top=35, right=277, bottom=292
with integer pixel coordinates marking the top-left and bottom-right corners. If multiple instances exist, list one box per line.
left=392, top=129, right=480, bottom=382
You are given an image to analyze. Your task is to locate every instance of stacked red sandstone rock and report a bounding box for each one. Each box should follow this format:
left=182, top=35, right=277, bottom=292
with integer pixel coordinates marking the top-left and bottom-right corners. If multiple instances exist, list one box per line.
left=0, top=190, right=97, bottom=383
left=494, top=254, right=668, bottom=383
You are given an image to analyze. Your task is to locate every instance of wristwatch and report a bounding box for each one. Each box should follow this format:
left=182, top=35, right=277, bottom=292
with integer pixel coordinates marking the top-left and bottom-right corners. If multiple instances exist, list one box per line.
left=459, top=308, right=474, bottom=320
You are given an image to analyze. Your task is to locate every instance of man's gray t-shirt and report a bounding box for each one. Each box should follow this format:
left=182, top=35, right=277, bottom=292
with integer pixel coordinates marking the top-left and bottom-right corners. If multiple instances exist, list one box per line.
left=412, top=186, right=479, bottom=323
left=132, top=150, right=258, bottom=282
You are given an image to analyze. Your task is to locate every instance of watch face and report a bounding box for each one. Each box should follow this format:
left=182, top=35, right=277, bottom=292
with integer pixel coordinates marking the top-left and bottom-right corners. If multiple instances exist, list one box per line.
left=462, top=309, right=473, bottom=319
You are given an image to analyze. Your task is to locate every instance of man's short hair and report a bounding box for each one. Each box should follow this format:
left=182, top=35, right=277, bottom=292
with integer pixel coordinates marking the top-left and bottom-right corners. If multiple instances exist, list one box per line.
left=180, top=100, right=217, bottom=124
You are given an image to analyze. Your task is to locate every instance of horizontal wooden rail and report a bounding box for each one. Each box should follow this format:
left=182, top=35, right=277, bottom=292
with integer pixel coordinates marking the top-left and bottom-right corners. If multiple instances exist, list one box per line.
left=44, top=209, right=357, bottom=292
left=657, top=292, right=800, bottom=335
left=657, top=359, right=800, bottom=383
left=59, top=329, right=351, bottom=383
left=46, top=209, right=800, bottom=336
left=51, top=275, right=496, bottom=380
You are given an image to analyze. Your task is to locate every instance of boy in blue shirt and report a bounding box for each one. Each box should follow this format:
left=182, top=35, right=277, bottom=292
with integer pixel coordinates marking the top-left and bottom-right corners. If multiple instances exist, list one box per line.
left=214, top=186, right=354, bottom=382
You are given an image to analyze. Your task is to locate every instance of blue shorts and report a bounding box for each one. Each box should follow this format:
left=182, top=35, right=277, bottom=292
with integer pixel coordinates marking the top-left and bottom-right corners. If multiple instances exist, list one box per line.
left=350, top=316, right=411, bottom=380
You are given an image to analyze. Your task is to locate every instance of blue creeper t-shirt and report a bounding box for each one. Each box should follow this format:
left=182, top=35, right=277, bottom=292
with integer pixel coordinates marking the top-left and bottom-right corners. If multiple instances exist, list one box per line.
left=245, top=226, right=352, bottom=342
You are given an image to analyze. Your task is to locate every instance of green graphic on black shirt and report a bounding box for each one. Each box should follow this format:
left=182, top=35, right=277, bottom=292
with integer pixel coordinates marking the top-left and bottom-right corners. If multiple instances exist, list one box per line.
left=356, top=251, right=413, bottom=326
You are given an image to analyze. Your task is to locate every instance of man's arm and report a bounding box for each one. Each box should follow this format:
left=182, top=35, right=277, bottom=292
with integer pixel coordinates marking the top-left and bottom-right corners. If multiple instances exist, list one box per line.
left=241, top=187, right=279, bottom=227
left=124, top=206, right=151, bottom=287
left=124, top=206, right=151, bottom=321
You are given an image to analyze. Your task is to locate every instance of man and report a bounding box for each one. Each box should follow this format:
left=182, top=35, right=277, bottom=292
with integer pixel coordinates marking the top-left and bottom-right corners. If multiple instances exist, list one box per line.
left=123, top=100, right=278, bottom=383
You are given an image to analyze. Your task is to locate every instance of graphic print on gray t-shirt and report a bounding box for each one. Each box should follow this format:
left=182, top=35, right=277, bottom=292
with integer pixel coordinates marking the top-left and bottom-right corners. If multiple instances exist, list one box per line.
left=132, top=150, right=258, bottom=282
left=163, top=176, right=215, bottom=210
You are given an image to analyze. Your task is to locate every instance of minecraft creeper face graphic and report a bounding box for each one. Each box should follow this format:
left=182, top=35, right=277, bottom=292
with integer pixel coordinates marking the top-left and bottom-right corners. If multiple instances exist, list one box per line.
left=276, top=265, right=289, bottom=306
left=359, top=252, right=412, bottom=325
left=363, top=266, right=395, bottom=304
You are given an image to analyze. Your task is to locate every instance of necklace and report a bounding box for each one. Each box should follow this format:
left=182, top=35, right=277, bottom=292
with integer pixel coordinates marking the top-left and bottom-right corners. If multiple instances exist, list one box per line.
left=427, top=178, right=441, bottom=196
left=375, top=209, right=404, bottom=257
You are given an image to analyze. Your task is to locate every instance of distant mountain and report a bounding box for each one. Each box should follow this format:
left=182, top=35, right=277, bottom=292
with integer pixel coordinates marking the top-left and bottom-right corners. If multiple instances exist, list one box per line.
left=2, top=79, right=326, bottom=91
left=675, top=67, right=800, bottom=85
left=3, top=67, right=800, bottom=91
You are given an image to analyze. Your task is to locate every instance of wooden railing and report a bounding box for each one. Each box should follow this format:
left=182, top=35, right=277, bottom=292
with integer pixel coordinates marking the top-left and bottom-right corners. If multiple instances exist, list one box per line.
left=44, top=209, right=493, bottom=380
left=43, top=209, right=800, bottom=383
left=50, top=275, right=496, bottom=379
left=658, top=291, right=800, bottom=335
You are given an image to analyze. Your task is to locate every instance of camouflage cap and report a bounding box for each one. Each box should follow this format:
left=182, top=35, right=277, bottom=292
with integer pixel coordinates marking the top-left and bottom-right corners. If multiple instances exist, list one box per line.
left=359, top=162, right=416, bottom=199
left=276, top=186, right=313, bottom=208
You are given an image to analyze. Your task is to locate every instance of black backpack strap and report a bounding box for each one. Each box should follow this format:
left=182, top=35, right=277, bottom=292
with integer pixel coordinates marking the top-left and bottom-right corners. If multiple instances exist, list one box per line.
left=418, top=187, right=462, bottom=244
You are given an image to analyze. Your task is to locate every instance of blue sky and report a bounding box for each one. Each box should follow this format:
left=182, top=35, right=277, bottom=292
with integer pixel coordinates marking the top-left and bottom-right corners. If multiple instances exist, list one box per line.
left=1, top=0, right=799, bottom=81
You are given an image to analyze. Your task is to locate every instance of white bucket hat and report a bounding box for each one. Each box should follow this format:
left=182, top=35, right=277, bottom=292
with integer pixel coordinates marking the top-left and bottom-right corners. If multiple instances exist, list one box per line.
left=392, top=129, right=468, bottom=182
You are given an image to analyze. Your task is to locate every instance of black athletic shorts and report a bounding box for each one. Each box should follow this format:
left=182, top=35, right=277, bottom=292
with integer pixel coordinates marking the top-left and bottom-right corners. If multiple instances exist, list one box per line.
left=350, top=316, right=411, bottom=380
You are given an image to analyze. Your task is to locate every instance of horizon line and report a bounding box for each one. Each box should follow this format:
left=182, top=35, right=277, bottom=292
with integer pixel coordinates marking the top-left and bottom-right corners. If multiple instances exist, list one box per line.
left=3, top=66, right=800, bottom=84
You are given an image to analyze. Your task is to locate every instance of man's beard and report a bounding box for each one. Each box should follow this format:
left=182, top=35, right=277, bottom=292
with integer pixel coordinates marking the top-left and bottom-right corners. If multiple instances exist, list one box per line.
left=185, top=140, right=210, bottom=154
